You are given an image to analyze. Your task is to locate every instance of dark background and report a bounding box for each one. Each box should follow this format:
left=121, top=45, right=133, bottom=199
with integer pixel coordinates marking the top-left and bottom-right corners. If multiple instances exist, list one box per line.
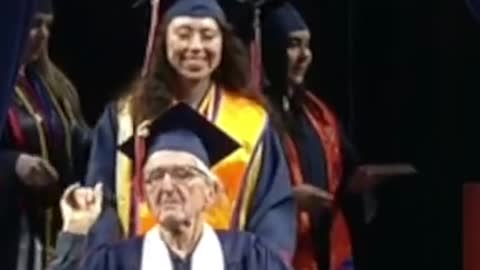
left=49, top=0, right=469, bottom=268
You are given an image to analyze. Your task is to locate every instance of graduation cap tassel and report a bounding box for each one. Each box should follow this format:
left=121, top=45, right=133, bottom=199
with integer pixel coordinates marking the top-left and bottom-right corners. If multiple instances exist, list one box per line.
left=133, top=127, right=149, bottom=201
left=132, top=129, right=148, bottom=234
left=250, top=7, right=262, bottom=92
left=142, top=0, right=162, bottom=77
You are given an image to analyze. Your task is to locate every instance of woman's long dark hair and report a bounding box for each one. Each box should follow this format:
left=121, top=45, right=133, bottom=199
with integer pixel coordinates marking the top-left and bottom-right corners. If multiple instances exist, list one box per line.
left=130, top=16, right=267, bottom=126
left=261, top=15, right=306, bottom=137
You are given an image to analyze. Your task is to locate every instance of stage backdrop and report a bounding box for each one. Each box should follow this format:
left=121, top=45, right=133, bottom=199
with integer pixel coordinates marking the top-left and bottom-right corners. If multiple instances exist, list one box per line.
left=51, top=0, right=464, bottom=269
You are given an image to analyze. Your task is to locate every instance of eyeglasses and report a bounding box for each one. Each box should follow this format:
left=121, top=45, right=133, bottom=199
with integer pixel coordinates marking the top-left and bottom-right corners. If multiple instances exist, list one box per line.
left=144, top=166, right=207, bottom=185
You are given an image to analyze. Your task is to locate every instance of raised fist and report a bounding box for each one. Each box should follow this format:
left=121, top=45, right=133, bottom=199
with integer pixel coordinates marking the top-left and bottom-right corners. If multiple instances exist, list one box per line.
left=60, top=183, right=103, bottom=235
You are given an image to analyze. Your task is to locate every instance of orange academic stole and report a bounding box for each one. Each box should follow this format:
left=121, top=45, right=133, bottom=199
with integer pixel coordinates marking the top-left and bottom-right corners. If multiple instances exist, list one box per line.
left=285, top=91, right=353, bottom=270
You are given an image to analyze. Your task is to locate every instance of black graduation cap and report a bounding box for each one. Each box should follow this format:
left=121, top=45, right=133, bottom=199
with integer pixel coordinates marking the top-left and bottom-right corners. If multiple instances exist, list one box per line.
left=163, top=0, right=227, bottom=24
left=118, top=103, right=240, bottom=167
left=261, top=1, right=308, bottom=46
left=134, top=0, right=226, bottom=22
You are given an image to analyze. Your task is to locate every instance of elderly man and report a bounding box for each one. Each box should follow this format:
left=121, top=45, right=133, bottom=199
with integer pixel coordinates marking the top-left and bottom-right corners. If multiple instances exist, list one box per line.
left=50, top=103, right=291, bottom=270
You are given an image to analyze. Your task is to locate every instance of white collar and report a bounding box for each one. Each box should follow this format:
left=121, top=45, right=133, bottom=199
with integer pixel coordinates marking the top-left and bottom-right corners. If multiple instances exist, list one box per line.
left=141, top=223, right=225, bottom=270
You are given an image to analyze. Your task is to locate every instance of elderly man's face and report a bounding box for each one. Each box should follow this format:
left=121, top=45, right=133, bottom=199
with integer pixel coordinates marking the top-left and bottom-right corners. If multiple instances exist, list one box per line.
left=143, top=151, right=216, bottom=229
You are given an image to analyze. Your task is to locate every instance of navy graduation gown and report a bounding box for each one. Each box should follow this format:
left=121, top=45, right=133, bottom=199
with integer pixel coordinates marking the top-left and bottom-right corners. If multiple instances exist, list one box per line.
left=0, top=0, right=37, bottom=133
left=0, top=67, right=91, bottom=270
left=81, top=231, right=291, bottom=270
left=84, top=102, right=296, bottom=257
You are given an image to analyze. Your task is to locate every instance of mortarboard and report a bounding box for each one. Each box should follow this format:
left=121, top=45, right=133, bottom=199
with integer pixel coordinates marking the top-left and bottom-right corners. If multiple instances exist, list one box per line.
left=262, top=1, right=308, bottom=49
left=162, top=0, right=227, bottom=25
left=118, top=103, right=240, bottom=168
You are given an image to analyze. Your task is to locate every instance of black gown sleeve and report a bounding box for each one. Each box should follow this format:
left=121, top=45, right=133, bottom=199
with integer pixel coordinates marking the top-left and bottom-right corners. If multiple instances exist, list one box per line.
left=0, top=125, right=23, bottom=213
left=83, top=103, right=118, bottom=187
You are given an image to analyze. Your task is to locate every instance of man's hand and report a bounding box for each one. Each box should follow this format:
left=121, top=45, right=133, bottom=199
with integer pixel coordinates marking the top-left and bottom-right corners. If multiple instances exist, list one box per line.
left=293, top=184, right=334, bottom=212
left=15, top=154, right=58, bottom=187
left=60, top=183, right=103, bottom=235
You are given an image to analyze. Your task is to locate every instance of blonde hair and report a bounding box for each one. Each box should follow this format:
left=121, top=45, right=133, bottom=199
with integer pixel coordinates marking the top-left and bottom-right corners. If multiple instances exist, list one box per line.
left=31, top=45, right=88, bottom=128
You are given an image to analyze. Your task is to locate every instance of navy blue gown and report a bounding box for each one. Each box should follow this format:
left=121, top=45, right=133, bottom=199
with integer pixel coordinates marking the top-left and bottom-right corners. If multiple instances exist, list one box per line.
left=81, top=231, right=292, bottom=270
left=0, top=0, right=36, bottom=138
left=0, top=66, right=91, bottom=270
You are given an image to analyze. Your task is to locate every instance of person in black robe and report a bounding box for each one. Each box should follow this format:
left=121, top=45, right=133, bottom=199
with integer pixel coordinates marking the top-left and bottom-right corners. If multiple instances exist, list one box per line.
left=49, top=103, right=292, bottom=270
